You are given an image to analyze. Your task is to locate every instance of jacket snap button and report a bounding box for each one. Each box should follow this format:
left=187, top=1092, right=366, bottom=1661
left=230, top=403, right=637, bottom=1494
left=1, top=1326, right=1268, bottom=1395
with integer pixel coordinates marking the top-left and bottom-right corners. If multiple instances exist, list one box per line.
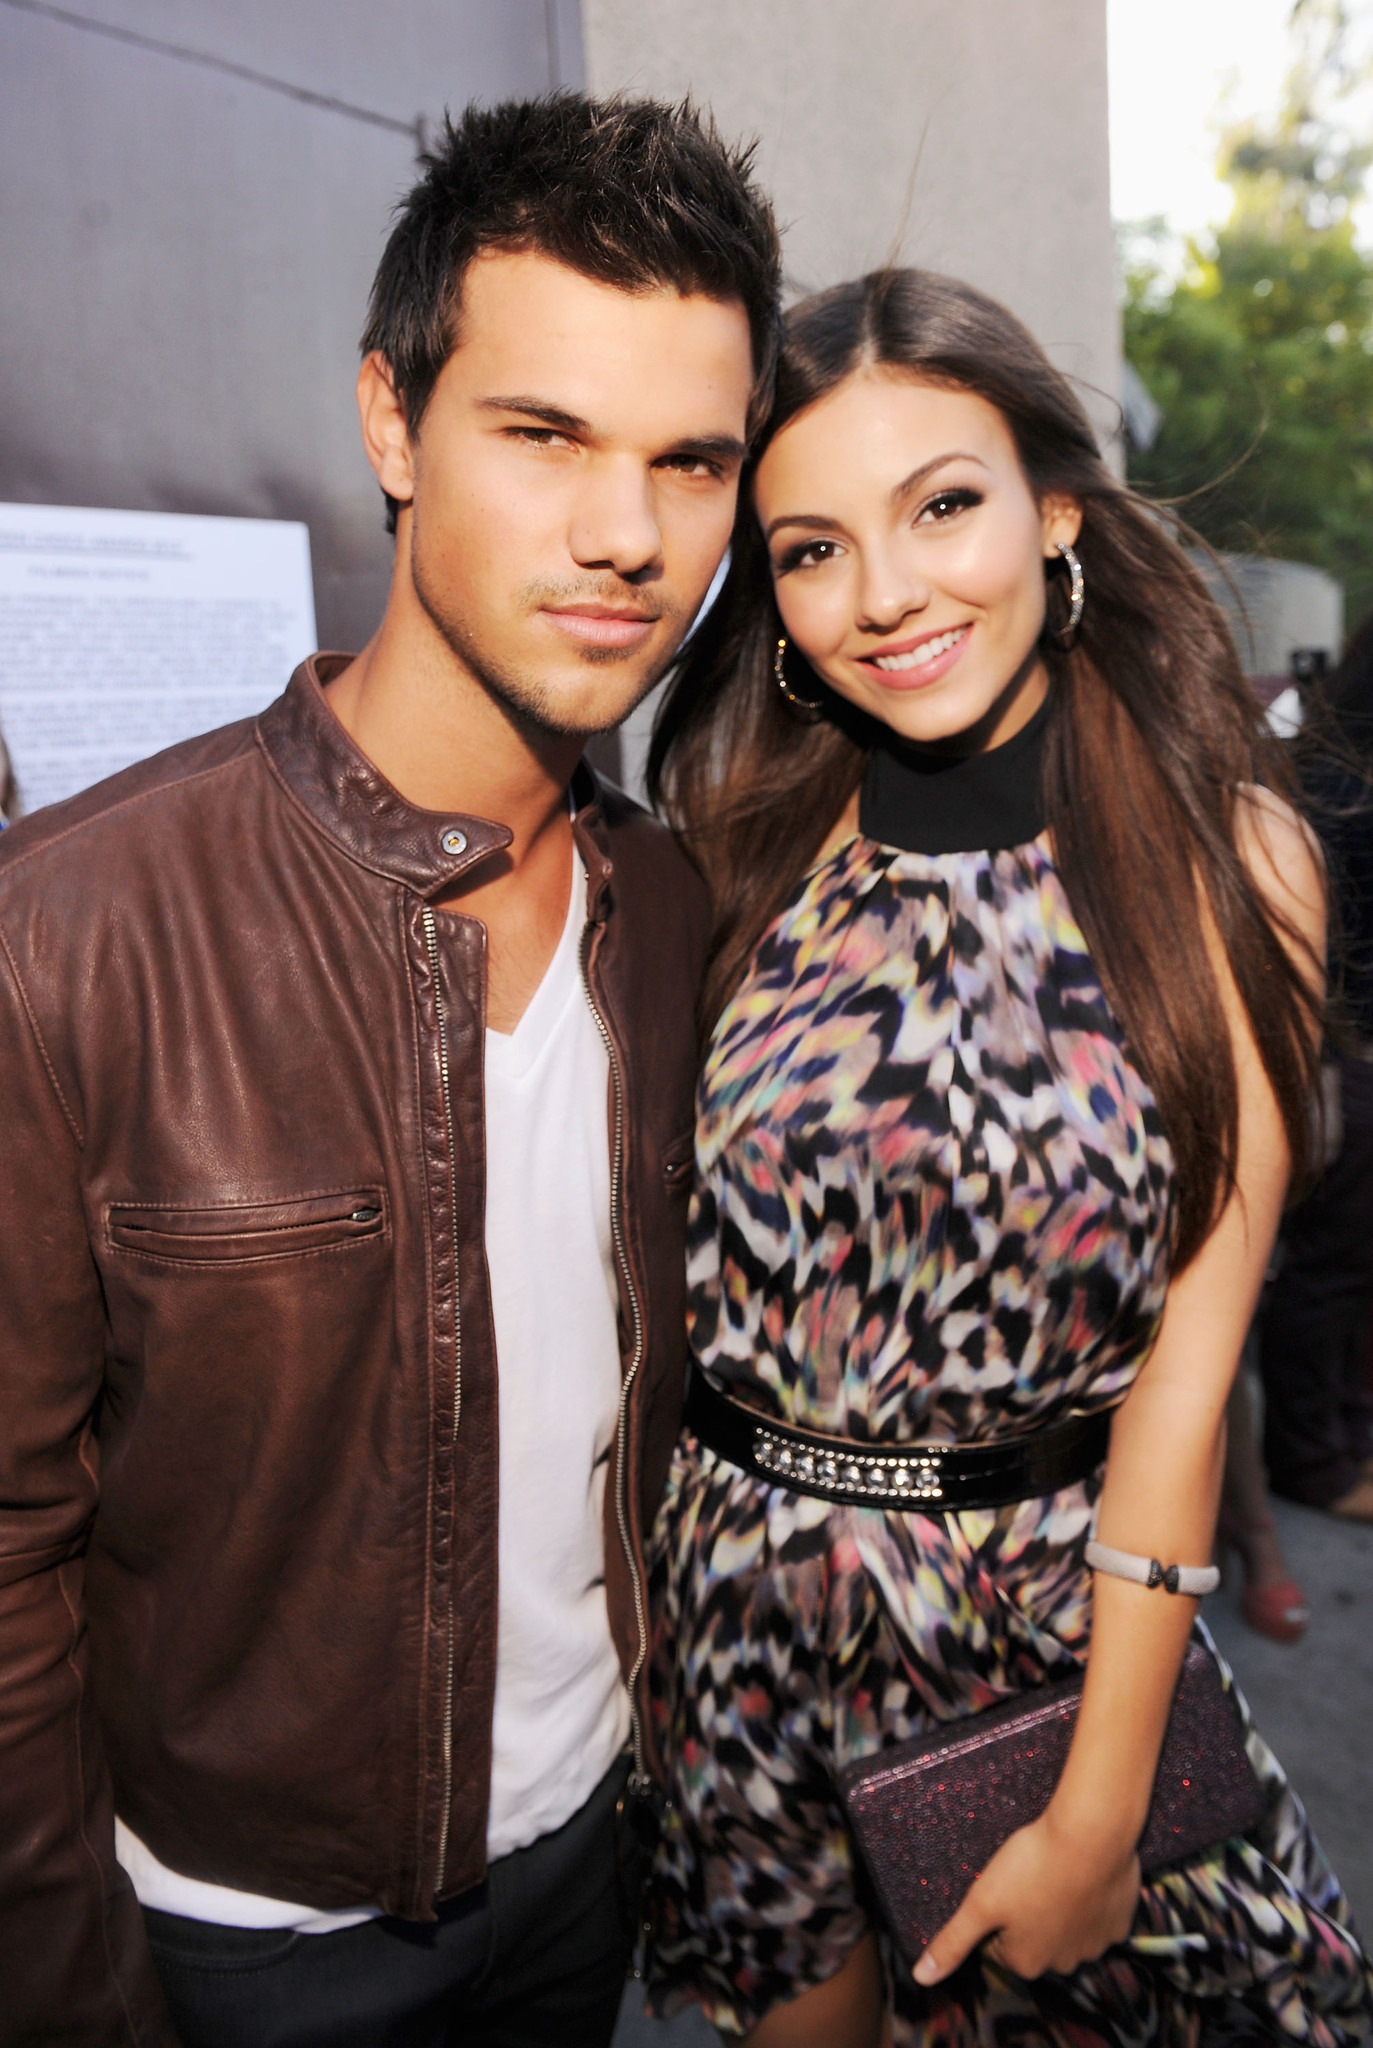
left=440, top=828, right=468, bottom=856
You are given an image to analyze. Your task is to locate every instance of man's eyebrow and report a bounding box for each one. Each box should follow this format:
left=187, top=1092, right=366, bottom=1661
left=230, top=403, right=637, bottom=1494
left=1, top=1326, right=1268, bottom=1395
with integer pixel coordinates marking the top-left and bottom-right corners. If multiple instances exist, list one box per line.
left=766, top=451, right=989, bottom=542
left=664, top=433, right=748, bottom=464
left=477, top=395, right=594, bottom=435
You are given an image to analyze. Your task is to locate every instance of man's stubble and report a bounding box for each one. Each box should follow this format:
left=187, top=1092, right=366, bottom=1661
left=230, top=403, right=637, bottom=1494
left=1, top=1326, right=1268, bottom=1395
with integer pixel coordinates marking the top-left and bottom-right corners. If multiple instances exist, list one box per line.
left=409, top=518, right=692, bottom=743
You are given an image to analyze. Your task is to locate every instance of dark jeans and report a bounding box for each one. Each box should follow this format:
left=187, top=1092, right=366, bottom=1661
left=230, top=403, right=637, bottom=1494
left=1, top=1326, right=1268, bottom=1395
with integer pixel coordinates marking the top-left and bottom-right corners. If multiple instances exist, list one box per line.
left=1259, top=1053, right=1373, bottom=1508
left=143, top=1755, right=639, bottom=2048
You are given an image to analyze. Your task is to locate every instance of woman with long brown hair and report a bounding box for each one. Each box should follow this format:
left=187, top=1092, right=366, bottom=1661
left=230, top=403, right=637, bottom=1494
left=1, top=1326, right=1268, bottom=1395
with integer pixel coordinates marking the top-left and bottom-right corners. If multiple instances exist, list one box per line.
left=642, top=270, right=1372, bottom=2047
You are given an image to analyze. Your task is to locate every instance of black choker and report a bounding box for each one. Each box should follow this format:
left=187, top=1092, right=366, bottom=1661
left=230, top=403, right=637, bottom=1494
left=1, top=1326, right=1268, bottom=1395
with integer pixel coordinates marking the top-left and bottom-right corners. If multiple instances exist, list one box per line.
left=859, top=693, right=1050, bottom=857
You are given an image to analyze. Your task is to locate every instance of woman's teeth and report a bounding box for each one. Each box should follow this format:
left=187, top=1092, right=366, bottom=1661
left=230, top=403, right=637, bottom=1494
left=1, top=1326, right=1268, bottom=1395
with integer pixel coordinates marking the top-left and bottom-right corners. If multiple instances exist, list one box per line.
left=872, top=627, right=967, bottom=672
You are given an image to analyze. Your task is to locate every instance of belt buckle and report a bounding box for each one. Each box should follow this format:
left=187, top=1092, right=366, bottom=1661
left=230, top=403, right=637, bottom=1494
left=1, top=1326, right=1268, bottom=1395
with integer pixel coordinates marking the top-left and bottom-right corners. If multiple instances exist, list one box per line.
left=751, top=1425, right=945, bottom=1502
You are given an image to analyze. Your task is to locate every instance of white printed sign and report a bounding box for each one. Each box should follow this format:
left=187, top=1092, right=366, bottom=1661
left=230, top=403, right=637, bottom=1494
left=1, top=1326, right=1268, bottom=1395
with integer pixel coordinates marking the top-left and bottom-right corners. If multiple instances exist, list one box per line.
left=0, top=504, right=316, bottom=814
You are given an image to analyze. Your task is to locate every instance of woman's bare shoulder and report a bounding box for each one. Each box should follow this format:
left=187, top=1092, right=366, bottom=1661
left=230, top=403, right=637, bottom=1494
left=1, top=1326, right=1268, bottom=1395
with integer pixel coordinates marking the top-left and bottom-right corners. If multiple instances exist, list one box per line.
left=1233, top=783, right=1325, bottom=958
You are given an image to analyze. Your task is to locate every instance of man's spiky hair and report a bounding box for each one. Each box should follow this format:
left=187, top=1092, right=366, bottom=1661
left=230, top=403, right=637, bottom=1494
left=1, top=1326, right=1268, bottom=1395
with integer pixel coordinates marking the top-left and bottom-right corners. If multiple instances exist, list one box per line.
left=361, top=93, right=782, bottom=528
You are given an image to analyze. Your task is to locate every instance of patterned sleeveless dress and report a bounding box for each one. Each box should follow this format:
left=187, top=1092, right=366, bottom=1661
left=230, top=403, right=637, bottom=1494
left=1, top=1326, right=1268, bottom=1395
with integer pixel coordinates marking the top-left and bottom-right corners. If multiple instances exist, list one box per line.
left=646, top=713, right=1373, bottom=2046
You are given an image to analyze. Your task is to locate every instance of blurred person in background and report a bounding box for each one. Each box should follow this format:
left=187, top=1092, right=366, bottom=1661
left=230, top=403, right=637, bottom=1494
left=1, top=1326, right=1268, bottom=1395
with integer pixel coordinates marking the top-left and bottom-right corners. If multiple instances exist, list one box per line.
left=0, top=728, right=16, bottom=825
left=1217, top=1348, right=1309, bottom=1641
left=1258, top=615, right=1373, bottom=1521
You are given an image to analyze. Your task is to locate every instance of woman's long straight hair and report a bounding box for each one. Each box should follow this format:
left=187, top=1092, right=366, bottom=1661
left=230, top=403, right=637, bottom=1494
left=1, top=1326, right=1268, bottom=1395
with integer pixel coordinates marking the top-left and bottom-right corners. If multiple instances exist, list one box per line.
left=648, top=268, right=1323, bottom=1271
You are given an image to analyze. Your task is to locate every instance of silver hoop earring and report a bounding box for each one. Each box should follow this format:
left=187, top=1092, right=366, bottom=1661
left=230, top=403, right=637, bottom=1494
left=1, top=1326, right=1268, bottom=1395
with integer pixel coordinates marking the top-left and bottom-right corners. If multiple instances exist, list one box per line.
left=1050, top=541, right=1085, bottom=647
left=774, top=636, right=825, bottom=721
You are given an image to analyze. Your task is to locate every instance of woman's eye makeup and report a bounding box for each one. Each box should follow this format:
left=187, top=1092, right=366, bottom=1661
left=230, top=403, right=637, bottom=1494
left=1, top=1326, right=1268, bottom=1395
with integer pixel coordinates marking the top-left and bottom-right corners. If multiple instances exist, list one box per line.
left=771, top=484, right=986, bottom=575
left=773, top=537, right=843, bottom=576
left=916, top=485, right=984, bottom=523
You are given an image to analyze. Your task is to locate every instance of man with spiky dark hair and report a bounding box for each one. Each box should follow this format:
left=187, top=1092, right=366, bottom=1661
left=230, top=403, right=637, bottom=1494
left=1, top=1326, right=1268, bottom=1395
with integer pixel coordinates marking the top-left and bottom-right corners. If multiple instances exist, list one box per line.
left=0, top=94, right=779, bottom=2046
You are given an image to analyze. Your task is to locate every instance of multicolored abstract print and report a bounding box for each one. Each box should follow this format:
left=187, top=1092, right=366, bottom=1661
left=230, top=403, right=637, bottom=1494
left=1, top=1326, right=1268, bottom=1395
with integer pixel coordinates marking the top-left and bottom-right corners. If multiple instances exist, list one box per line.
left=684, top=832, right=1173, bottom=1444
left=647, top=831, right=1373, bottom=2045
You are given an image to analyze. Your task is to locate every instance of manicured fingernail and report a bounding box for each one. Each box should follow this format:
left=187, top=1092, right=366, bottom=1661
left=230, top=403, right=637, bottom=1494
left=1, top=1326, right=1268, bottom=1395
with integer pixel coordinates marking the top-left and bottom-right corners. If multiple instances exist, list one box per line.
left=914, top=1955, right=940, bottom=1985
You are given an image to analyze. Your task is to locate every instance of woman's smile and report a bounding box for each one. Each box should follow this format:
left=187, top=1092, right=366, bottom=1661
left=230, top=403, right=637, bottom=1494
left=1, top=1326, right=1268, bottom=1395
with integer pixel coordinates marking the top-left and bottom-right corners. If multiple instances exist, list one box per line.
left=858, top=621, right=972, bottom=684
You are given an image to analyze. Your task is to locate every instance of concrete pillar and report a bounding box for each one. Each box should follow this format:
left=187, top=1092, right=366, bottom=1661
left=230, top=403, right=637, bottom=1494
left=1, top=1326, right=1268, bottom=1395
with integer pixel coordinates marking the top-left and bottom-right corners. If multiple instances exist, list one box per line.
left=581, top=0, right=1116, bottom=405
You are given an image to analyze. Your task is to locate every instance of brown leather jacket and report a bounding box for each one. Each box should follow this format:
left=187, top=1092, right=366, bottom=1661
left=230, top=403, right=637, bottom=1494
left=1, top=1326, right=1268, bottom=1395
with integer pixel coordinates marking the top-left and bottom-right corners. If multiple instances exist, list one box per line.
left=0, top=656, right=707, bottom=2045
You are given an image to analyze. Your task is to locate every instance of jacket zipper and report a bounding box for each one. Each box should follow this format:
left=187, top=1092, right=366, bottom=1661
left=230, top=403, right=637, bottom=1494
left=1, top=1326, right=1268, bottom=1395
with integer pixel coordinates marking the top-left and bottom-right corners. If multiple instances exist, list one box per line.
left=580, top=921, right=650, bottom=1792
left=422, top=905, right=463, bottom=1894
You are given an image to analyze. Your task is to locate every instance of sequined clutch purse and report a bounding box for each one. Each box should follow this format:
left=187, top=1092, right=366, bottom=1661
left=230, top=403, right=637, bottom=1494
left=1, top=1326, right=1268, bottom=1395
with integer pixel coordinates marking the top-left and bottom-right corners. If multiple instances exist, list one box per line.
left=838, top=1640, right=1266, bottom=1963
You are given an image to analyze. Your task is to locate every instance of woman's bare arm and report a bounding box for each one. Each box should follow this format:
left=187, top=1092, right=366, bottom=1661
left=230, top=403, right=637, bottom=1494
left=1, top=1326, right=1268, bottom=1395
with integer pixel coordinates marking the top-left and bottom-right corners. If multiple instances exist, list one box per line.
left=914, top=792, right=1325, bottom=1986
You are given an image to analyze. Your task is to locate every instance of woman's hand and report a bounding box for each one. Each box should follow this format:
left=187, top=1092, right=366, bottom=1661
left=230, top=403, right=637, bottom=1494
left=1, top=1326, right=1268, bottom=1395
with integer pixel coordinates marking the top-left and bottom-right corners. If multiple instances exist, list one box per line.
left=912, top=1805, right=1141, bottom=1985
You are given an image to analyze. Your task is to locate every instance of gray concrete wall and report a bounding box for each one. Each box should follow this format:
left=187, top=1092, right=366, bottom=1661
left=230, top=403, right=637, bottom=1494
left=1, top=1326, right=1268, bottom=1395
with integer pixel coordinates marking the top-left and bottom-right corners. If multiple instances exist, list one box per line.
left=0, top=0, right=584, bottom=650
left=580, top=0, right=1116, bottom=404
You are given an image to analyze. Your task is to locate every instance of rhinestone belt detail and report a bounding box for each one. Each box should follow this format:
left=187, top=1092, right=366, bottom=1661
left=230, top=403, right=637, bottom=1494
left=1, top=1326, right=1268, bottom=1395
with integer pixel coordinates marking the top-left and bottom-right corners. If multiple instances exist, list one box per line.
left=685, top=1367, right=1112, bottom=1513
left=751, top=1427, right=947, bottom=1500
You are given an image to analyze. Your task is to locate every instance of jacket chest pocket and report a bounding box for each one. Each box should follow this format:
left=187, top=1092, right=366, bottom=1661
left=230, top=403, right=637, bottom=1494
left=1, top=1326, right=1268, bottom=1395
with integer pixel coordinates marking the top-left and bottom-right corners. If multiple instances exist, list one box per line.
left=105, top=1190, right=388, bottom=1264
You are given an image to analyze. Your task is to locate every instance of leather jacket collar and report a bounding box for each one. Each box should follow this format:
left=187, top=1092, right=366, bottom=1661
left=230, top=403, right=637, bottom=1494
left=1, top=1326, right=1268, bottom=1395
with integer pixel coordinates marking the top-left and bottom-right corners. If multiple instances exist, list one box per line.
left=257, top=656, right=616, bottom=919
left=257, top=654, right=513, bottom=897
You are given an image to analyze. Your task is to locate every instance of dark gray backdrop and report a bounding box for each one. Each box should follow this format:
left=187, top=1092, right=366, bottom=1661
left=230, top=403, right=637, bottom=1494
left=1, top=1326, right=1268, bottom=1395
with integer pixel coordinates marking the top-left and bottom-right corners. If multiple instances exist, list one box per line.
left=0, top=0, right=584, bottom=651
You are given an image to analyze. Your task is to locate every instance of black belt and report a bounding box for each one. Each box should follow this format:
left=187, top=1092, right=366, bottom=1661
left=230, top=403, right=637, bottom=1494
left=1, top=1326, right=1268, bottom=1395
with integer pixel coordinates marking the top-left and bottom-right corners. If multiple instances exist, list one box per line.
left=685, top=1367, right=1111, bottom=1512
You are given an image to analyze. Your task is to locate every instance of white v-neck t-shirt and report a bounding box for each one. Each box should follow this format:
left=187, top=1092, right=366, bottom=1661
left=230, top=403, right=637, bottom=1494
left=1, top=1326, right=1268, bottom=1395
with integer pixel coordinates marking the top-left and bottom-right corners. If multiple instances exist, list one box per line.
left=116, top=853, right=628, bottom=1924
left=482, top=853, right=629, bottom=1856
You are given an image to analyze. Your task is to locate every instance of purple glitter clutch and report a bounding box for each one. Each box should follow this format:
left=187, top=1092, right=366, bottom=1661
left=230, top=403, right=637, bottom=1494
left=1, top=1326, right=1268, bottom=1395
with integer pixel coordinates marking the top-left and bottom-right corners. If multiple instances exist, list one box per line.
left=838, top=1641, right=1266, bottom=1962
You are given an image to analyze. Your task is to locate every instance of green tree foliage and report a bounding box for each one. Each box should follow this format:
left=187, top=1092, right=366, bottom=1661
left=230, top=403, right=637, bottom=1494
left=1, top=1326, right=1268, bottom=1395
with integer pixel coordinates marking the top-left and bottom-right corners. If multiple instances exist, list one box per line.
left=1124, top=1, right=1373, bottom=620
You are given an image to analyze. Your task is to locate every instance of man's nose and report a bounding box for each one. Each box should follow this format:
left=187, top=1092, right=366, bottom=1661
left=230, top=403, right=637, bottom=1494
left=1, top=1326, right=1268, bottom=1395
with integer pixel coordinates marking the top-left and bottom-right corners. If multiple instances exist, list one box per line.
left=568, top=458, right=663, bottom=579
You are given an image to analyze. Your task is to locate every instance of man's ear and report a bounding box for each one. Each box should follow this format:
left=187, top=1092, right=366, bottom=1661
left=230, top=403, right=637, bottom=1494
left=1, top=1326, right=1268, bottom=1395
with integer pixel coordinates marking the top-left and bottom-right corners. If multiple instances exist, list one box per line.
left=357, top=353, right=415, bottom=511
left=1040, top=492, right=1083, bottom=556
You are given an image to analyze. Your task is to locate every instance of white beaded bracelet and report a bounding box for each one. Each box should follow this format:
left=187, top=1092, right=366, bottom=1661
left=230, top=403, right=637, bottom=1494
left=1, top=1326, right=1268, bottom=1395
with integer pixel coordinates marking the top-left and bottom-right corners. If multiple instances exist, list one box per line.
left=1085, top=1539, right=1219, bottom=1597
